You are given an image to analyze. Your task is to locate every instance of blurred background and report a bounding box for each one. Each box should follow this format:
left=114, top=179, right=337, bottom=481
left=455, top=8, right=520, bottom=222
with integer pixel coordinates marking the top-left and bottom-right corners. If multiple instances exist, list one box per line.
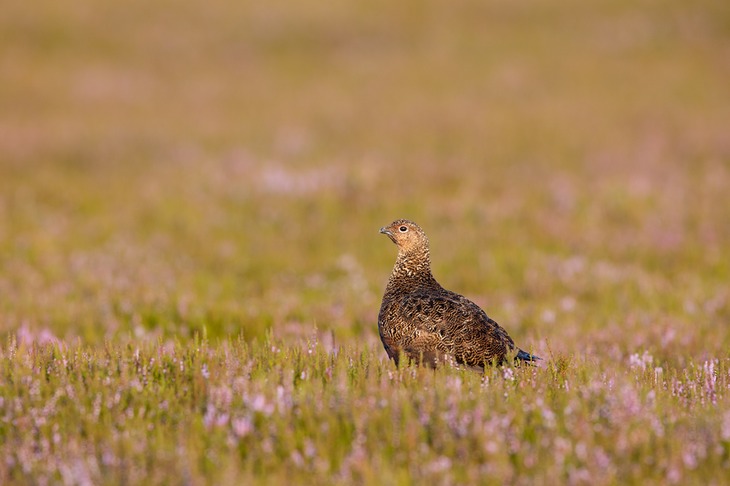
left=1, top=0, right=729, bottom=360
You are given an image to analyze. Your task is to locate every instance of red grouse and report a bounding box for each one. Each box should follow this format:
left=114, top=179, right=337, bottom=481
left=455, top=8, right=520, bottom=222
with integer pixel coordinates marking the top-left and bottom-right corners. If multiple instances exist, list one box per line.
left=378, top=219, right=539, bottom=369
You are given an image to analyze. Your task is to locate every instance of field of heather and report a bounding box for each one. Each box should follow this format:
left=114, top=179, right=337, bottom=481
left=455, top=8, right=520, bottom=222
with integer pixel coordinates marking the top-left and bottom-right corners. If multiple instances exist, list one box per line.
left=1, top=0, right=729, bottom=484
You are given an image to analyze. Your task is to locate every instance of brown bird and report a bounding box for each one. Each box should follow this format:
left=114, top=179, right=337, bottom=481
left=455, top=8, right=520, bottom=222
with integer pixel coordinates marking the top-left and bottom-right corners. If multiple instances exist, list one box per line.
left=378, top=219, right=539, bottom=370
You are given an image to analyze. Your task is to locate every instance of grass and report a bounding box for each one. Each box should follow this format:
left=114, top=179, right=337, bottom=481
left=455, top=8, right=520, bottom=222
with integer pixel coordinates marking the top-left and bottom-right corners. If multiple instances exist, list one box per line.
left=1, top=0, right=729, bottom=483
left=2, top=337, right=730, bottom=485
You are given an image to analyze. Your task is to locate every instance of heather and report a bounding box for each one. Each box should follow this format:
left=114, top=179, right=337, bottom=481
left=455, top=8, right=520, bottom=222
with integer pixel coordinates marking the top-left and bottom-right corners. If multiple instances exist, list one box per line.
left=1, top=0, right=730, bottom=484
left=2, top=339, right=730, bottom=484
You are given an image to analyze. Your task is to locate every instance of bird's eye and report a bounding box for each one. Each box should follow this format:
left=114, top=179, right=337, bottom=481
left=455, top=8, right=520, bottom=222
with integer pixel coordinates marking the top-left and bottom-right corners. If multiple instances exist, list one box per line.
left=399, top=226, right=408, bottom=232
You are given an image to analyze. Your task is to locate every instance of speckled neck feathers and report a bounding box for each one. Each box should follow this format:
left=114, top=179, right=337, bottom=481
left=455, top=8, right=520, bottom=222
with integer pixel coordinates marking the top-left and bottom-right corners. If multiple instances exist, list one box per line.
left=386, top=240, right=438, bottom=293
left=379, top=219, right=439, bottom=293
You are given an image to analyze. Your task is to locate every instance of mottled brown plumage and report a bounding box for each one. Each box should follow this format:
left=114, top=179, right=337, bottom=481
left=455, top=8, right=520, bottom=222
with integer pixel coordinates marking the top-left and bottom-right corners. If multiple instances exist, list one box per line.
left=378, top=219, right=539, bottom=370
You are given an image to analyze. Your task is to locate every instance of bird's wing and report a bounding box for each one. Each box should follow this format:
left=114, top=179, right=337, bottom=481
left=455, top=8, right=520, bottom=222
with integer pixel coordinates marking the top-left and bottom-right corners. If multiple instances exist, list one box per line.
left=449, top=291, right=516, bottom=348
left=399, top=290, right=516, bottom=366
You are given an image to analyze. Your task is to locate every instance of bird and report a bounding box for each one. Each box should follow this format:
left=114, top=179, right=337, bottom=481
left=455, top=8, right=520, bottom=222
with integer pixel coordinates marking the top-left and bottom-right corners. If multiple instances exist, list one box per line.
left=378, top=218, right=540, bottom=370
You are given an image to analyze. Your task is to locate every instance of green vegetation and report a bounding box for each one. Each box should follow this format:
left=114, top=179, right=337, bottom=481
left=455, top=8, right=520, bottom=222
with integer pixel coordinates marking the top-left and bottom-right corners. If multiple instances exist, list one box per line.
left=1, top=0, right=729, bottom=483
left=2, top=338, right=729, bottom=484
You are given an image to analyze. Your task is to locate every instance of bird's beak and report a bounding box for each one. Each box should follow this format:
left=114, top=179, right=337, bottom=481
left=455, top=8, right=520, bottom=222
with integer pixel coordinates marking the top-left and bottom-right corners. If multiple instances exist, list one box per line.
left=380, top=226, right=397, bottom=244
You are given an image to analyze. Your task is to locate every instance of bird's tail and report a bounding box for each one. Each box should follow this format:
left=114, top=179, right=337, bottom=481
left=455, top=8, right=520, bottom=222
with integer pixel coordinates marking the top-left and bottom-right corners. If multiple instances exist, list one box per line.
left=516, top=349, right=541, bottom=363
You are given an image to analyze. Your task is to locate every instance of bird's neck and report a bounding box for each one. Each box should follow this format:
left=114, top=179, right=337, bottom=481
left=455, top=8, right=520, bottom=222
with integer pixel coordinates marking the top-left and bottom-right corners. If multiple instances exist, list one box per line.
left=387, top=247, right=437, bottom=290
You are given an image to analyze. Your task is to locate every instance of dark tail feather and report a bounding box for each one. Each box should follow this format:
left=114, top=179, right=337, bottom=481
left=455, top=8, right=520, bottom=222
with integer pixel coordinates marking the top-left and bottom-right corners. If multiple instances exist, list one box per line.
left=516, top=349, right=541, bottom=362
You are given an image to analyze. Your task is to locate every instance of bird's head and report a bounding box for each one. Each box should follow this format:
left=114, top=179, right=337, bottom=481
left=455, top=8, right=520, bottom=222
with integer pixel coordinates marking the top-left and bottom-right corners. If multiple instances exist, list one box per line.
left=379, top=219, right=429, bottom=254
